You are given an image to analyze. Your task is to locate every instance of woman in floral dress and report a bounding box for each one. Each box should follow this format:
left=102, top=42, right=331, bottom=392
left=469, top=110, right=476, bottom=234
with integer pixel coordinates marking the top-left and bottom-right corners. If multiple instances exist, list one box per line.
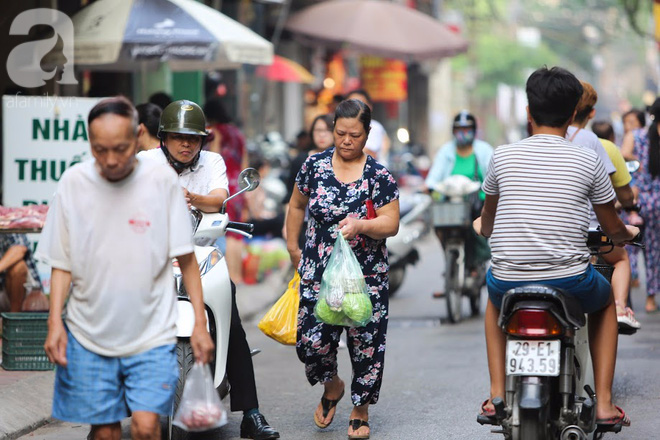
left=622, top=98, right=660, bottom=312
left=286, top=99, right=400, bottom=439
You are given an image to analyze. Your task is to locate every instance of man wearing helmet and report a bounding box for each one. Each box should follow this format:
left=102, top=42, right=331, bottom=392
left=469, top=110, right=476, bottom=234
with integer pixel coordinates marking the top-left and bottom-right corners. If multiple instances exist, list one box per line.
left=139, top=100, right=280, bottom=440
left=425, top=111, right=494, bottom=298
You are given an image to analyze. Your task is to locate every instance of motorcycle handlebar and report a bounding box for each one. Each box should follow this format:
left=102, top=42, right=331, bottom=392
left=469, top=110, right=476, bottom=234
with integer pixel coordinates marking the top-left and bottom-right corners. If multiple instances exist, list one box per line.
left=226, top=221, right=254, bottom=235
left=586, top=227, right=644, bottom=252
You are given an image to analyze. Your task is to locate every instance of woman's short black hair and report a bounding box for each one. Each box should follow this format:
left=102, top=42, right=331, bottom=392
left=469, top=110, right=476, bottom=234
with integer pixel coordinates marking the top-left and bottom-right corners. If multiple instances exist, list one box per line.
left=622, top=109, right=646, bottom=128
left=136, top=103, right=162, bottom=138
left=334, top=99, right=371, bottom=134
left=204, top=97, right=233, bottom=124
left=88, top=96, right=138, bottom=135
left=526, top=66, right=583, bottom=128
left=309, top=113, right=334, bottom=150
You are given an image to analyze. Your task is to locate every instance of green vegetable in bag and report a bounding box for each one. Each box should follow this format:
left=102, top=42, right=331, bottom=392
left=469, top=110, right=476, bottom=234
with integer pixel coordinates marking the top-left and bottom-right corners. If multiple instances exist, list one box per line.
left=315, top=298, right=347, bottom=326
left=342, top=293, right=372, bottom=324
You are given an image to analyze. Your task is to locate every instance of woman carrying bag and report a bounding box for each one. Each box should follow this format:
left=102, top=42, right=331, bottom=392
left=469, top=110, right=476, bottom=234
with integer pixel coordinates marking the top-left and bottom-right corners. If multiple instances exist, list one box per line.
left=286, top=99, right=400, bottom=440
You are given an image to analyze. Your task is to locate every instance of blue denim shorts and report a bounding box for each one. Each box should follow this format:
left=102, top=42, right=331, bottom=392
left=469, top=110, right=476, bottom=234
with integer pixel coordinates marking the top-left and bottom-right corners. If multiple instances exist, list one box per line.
left=52, top=328, right=178, bottom=425
left=486, top=264, right=612, bottom=314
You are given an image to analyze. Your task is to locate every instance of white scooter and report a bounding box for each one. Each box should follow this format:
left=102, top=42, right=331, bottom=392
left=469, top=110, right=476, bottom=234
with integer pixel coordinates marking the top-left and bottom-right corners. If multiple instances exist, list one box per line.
left=386, top=191, right=433, bottom=296
left=165, top=168, right=260, bottom=440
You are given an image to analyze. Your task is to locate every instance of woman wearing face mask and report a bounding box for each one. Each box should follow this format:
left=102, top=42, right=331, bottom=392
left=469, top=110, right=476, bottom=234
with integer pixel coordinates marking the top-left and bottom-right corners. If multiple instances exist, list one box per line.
left=424, top=111, right=494, bottom=298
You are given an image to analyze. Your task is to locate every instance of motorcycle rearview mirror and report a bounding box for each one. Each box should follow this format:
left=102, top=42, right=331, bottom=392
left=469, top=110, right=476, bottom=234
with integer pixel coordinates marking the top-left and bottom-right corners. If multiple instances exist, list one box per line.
left=626, top=160, right=640, bottom=173
left=221, top=168, right=261, bottom=214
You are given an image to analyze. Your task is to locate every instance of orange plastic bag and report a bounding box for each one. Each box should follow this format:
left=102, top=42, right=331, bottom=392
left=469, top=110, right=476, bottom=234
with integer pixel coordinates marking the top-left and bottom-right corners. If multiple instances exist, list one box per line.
left=258, top=272, right=300, bottom=345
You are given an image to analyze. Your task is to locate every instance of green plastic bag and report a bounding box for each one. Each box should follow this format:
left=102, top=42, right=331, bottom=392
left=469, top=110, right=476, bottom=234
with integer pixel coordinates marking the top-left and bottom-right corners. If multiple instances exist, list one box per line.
left=314, top=233, right=373, bottom=327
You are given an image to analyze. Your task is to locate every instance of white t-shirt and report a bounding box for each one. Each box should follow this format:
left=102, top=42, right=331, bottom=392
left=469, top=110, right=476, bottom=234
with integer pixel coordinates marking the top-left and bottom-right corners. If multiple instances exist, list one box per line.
left=138, top=149, right=229, bottom=195
left=566, top=126, right=616, bottom=175
left=36, top=158, right=194, bottom=357
left=482, top=135, right=615, bottom=281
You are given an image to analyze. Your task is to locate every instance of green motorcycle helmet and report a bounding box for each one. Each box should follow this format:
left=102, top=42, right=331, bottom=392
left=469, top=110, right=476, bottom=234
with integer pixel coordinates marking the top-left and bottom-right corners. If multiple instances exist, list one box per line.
left=157, top=99, right=208, bottom=139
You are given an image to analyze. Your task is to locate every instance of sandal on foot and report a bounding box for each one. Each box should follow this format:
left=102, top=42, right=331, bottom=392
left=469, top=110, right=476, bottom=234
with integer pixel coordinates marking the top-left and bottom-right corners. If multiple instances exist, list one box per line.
left=596, top=405, right=631, bottom=428
left=348, top=419, right=370, bottom=439
left=314, top=390, right=344, bottom=429
left=479, top=399, right=496, bottom=417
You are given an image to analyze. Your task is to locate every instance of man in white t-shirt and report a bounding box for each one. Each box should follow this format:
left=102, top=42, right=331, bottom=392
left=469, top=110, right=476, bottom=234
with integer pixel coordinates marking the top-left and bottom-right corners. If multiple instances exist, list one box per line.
left=474, top=67, right=639, bottom=429
left=140, top=100, right=280, bottom=440
left=347, top=90, right=391, bottom=166
left=37, top=97, right=214, bottom=440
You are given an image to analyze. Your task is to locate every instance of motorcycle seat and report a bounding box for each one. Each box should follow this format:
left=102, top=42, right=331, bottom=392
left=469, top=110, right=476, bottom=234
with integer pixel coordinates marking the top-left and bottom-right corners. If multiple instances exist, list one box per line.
left=499, top=284, right=586, bottom=329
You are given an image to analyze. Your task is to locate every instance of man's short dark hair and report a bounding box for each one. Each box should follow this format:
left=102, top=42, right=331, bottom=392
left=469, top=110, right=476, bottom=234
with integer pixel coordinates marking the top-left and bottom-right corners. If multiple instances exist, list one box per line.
left=88, top=96, right=138, bottom=136
left=136, top=103, right=162, bottom=138
left=526, top=66, right=583, bottom=128
left=148, top=92, right=172, bottom=110
left=592, top=120, right=615, bottom=142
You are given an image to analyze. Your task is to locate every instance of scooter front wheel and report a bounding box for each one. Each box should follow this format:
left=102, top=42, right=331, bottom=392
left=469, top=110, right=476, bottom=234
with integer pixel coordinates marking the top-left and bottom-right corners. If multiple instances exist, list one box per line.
left=445, top=251, right=462, bottom=323
left=164, top=339, right=194, bottom=440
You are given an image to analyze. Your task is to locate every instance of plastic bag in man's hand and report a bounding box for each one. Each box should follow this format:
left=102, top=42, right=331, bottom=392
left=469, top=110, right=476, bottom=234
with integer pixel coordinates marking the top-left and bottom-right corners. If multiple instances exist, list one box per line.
left=315, top=233, right=373, bottom=327
left=173, top=362, right=228, bottom=432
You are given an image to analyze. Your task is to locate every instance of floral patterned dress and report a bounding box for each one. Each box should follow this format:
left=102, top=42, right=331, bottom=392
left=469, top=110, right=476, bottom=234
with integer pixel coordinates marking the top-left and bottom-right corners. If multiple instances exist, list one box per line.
left=294, top=147, right=399, bottom=407
left=632, top=128, right=660, bottom=297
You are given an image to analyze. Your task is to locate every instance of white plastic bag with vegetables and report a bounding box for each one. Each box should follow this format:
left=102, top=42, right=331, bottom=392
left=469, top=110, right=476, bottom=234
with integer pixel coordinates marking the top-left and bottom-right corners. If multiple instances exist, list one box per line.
left=314, top=233, right=373, bottom=327
left=173, top=362, right=228, bottom=432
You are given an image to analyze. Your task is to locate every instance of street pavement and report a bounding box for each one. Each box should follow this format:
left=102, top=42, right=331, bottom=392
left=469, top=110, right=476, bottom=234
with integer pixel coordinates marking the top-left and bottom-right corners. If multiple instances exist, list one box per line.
left=13, top=236, right=660, bottom=439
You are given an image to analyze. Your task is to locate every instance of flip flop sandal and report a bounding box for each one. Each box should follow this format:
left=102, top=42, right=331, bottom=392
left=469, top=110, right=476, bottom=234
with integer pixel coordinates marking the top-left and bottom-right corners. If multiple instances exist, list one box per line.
left=348, top=419, right=370, bottom=439
left=479, top=399, right=496, bottom=417
left=596, top=405, right=631, bottom=428
left=314, top=390, right=345, bottom=429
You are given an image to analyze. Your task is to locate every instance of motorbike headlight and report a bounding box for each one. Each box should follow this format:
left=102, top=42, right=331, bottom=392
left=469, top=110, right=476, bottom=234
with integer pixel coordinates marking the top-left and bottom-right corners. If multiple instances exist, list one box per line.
left=199, top=249, right=223, bottom=277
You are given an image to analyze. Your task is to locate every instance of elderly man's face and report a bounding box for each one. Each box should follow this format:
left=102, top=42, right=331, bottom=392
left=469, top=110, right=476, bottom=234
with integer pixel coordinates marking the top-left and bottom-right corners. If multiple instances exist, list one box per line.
left=89, top=114, right=138, bottom=182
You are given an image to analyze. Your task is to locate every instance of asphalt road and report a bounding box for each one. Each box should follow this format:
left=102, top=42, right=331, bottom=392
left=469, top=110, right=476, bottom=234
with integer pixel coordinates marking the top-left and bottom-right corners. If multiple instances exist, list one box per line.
left=19, top=236, right=660, bottom=439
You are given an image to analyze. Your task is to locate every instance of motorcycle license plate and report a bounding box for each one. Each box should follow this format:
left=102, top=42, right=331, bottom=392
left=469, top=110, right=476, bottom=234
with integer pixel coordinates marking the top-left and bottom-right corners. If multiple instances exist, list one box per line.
left=506, top=340, right=560, bottom=376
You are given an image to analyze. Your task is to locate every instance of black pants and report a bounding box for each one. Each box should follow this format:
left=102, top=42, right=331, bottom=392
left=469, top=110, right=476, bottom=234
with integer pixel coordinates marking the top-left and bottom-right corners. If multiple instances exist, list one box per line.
left=226, top=281, right=259, bottom=412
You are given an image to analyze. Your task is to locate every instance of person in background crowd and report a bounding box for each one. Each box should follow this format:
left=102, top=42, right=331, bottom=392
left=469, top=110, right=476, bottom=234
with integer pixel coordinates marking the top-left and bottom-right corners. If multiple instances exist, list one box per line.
left=621, top=98, right=660, bottom=313
left=476, top=67, right=638, bottom=429
left=148, top=92, right=172, bottom=112
left=623, top=109, right=646, bottom=135
left=204, top=97, right=249, bottom=284
left=328, top=93, right=344, bottom=114
left=38, top=96, right=214, bottom=440
left=620, top=109, right=646, bottom=287
left=140, top=100, right=280, bottom=439
left=286, top=99, right=400, bottom=440
left=347, top=90, right=391, bottom=165
left=136, top=103, right=162, bottom=152
left=425, top=111, right=493, bottom=299
left=0, top=234, right=42, bottom=312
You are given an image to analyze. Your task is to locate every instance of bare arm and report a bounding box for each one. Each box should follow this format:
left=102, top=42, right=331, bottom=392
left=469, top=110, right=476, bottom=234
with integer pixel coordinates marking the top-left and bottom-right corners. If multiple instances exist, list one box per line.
left=339, top=200, right=400, bottom=240
left=177, top=252, right=215, bottom=363
left=620, top=132, right=636, bottom=160
left=185, top=188, right=229, bottom=213
left=475, top=194, right=499, bottom=238
left=613, top=183, right=635, bottom=209
left=285, top=186, right=309, bottom=269
left=44, top=268, right=72, bottom=366
left=0, top=245, right=27, bottom=273
left=593, top=201, right=639, bottom=245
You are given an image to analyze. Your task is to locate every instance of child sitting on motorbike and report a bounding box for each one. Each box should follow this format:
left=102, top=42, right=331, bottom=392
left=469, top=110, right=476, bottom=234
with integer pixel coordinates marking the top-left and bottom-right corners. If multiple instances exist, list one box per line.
left=474, top=66, right=639, bottom=428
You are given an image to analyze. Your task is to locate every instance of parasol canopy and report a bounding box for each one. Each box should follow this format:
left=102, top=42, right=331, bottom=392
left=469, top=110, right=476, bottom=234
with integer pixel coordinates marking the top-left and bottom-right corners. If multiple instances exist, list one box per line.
left=285, top=0, right=468, bottom=62
left=60, top=0, right=273, bottom=70
left=256, top=55, right=315, bottom=83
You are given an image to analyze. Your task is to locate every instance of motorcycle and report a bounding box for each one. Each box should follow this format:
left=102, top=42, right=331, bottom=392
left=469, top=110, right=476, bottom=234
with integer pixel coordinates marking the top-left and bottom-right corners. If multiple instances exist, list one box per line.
left=386, top=191, right=433, bottom=296
left=165, top=168, right=260, bottom=440
left=477, top=228, right=643, bottom=440
left=432, top=175, right=487, bottom=323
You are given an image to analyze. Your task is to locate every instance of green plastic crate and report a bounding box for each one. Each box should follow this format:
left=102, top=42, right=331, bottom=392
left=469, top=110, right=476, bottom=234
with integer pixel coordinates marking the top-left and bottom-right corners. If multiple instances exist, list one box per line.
left=1, top=312, right=53, bottom=371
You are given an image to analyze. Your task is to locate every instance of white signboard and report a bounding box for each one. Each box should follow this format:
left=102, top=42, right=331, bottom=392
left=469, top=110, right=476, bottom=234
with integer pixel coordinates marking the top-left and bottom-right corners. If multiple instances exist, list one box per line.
left=2, top=95, right=101, bottom=206
left=2, top=95, right=101, bottom=294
